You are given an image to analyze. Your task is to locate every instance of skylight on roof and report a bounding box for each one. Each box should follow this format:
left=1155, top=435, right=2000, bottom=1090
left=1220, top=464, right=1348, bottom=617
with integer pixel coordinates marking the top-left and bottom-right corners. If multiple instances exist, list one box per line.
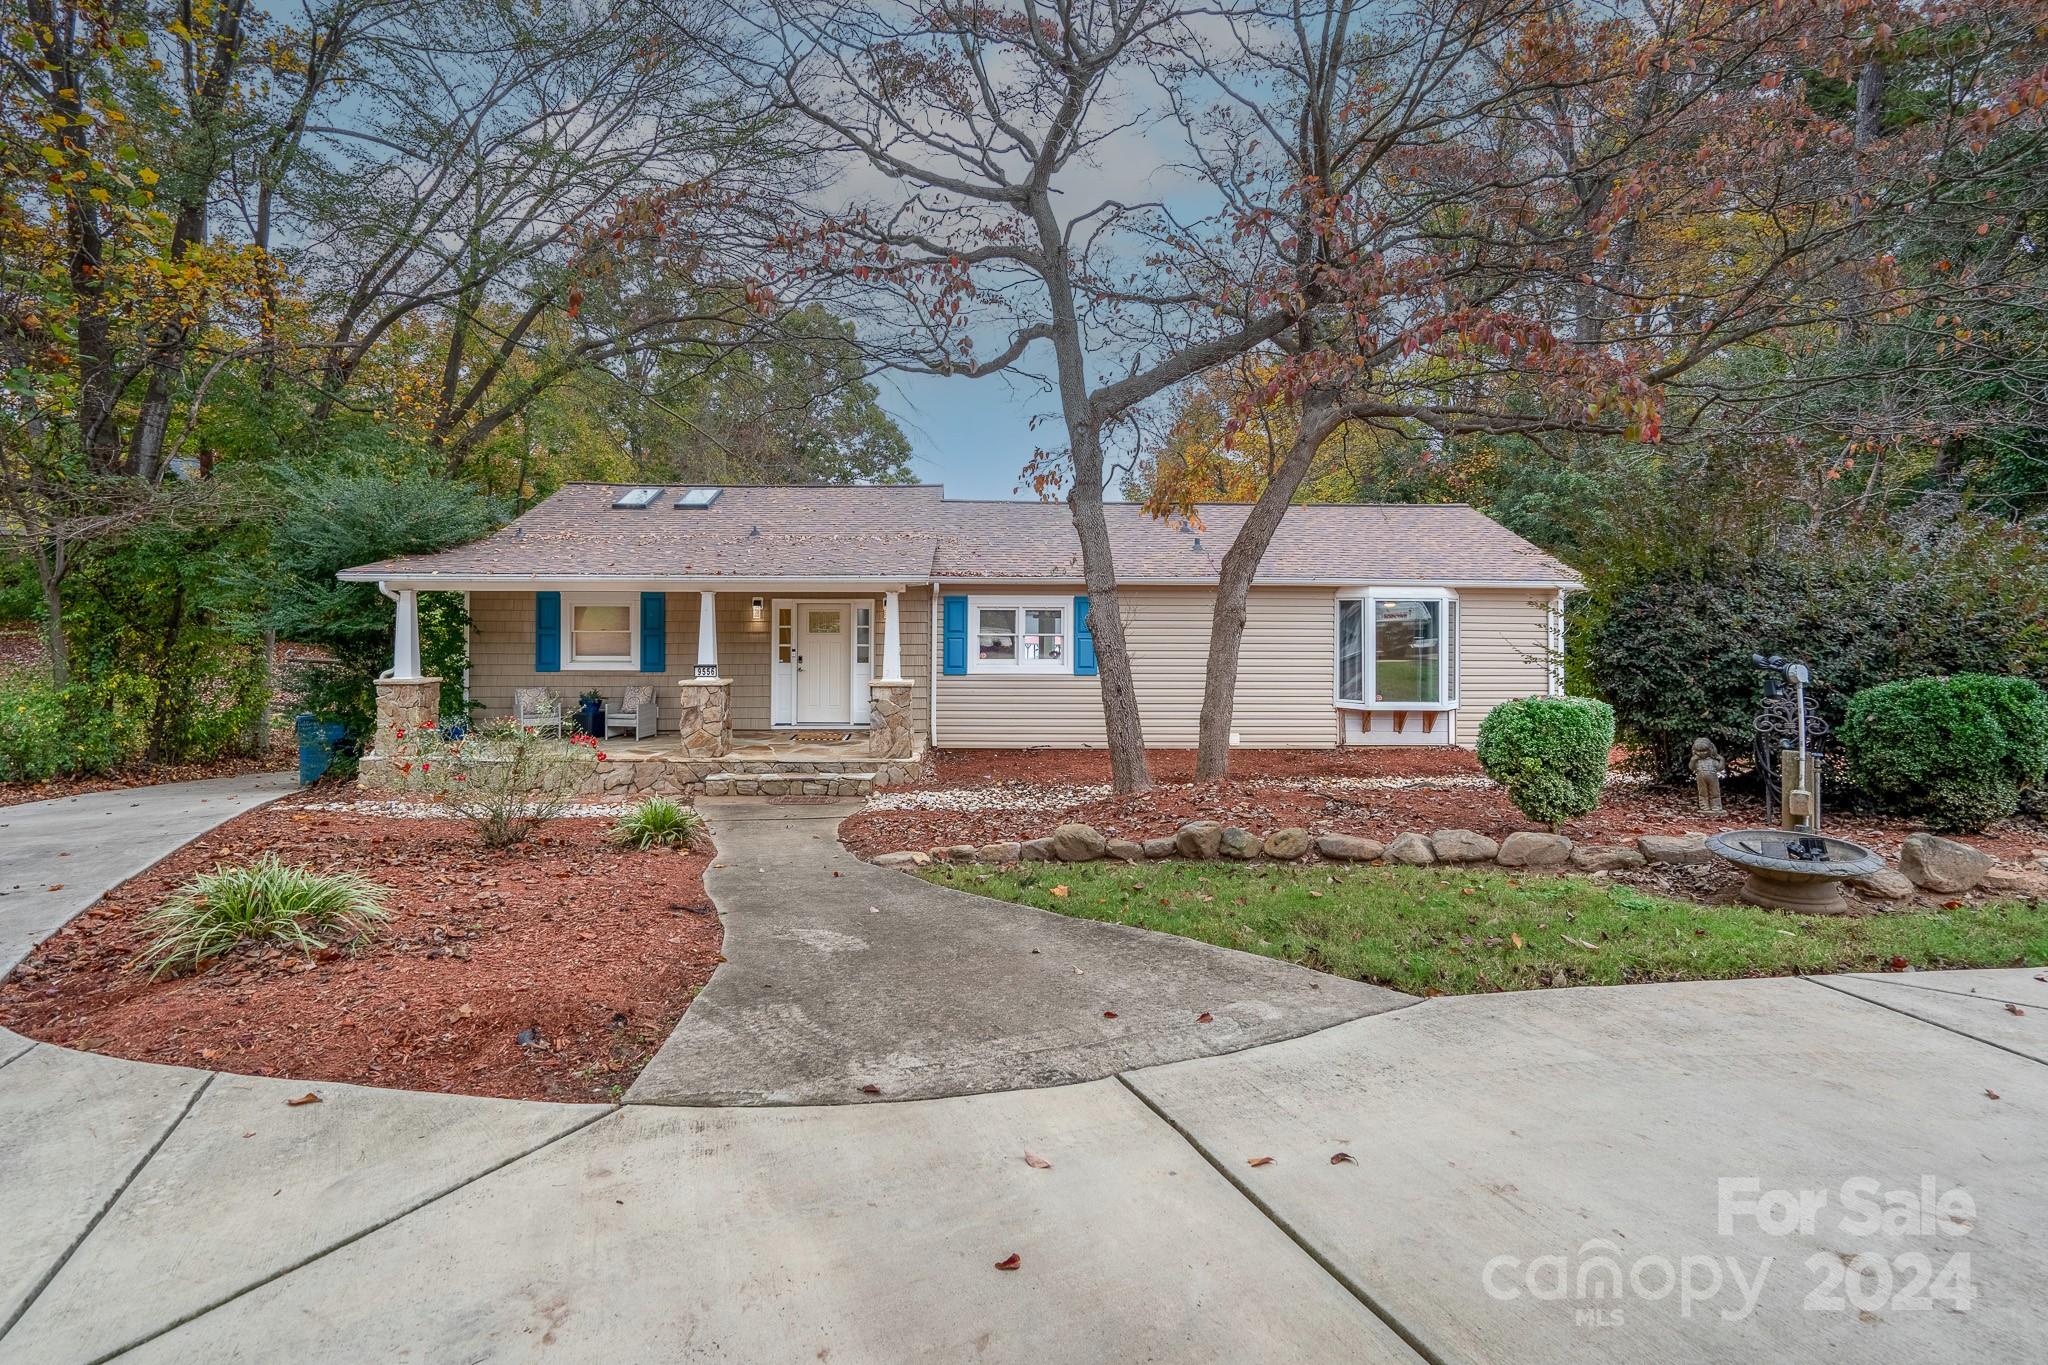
left=674, top=487, right=722, bottom=508
left=611, top=486, right=664, bottom=509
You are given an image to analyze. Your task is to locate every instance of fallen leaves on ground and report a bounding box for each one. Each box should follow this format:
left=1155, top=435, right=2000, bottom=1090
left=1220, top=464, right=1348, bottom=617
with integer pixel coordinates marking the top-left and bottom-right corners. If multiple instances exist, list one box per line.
left=1196, top=1012, right=1213, bottom=1023
left=1101, top=1010, right=1117, bottom=1019
left=1331, top=1152, right=1357, bottom=1165
left=1986, top=1089, right=2001, bottom=1100
left=1023, top=1152, right=1052, bottom=1170
left=286, top=1092, right=322, bottom=1107
left=994, top=1253, right=1022, bottom=1271
left=1247, top=1155, right=1275, bottom=1167
left=2005, top=1003, right=2025, bottom=1016
left=860, top=1084, right=882, bottom=1095
left=1050, top=885, right=1069, bottom=898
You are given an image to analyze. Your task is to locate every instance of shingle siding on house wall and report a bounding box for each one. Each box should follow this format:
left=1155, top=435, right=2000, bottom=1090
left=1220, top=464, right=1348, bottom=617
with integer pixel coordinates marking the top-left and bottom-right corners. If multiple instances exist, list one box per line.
left=935, top=586, right=1335, bottom=748
left=469, top=588, right=930, bottom=739
left=1453, top=588, right=1556, bottom=746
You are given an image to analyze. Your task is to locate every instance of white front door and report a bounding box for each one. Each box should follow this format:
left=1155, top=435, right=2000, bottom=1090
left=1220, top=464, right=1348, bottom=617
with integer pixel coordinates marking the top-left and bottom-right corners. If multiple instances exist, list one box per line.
left=795, top=604, right=852, bottom=723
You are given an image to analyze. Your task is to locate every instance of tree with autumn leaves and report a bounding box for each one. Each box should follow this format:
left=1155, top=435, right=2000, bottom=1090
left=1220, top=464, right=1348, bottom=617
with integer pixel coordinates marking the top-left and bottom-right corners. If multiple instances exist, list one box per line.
left=745, top=0, right=2048, bottom=788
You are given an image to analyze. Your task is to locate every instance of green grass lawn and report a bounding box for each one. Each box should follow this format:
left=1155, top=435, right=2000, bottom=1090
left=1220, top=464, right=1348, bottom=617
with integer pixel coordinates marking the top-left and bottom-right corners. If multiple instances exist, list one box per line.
left=921, top=862, right=2048, bottom=995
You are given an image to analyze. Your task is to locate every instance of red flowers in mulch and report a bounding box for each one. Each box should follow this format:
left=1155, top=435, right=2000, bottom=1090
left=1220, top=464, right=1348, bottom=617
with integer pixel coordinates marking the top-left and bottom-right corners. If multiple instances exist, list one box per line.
left=0, top=804, right=722, bottom=1101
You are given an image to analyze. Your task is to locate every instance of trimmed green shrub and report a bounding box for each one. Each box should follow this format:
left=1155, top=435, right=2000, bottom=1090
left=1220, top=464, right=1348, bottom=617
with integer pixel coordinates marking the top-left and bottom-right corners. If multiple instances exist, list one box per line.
left=137, top=854, right=389, bottom=978
left=1839, top=674, right=2048, bottom=832
left=609, top=796, right=706, bottom=850
left=1476, top=696, right=1616, bottom=826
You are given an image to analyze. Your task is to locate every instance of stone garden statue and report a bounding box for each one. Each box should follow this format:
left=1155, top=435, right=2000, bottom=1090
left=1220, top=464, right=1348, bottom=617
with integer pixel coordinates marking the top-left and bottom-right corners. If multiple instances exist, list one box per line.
left=1690, top=738, right=1726, bottom=815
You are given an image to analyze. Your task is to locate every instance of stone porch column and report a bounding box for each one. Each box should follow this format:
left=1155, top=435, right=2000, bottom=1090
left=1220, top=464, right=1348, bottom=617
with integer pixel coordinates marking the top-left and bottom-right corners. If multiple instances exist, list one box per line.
left=364, top=675, right=441, bottom=789
left=676, top=677, right=732, bottom=756
left=867, top=680, right=915, bottom=759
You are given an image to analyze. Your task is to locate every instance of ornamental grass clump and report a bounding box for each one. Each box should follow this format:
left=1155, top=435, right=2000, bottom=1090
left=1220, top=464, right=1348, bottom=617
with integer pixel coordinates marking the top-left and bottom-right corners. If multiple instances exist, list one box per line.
left=137, top=855, right=389, bottom=979
left=390, top=720, right=600, bottom=848
left=1476, top=696, right=1616, bottom=828
left=1840, top=674, right=2048, bottom=832
left=609, top=796, right=706, bottom=850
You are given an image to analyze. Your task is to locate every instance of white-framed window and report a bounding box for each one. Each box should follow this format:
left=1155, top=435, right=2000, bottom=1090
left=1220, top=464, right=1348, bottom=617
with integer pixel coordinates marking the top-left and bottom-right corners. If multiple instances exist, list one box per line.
left=855, top=605, right=872, bottom=665
left=969, top=596, right=1071, bottom=674
left=567, top=594, right=639, bottom=669
left=1335, top=588, right=1458, bottom=708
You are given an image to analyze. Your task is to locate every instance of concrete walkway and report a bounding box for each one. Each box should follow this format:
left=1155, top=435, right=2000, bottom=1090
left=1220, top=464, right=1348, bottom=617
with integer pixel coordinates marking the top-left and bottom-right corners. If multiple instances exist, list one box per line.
left=629, top=799, right=1410, bottom=1104
left=0, top=773, right=298, bottom=975
left=1, top=780, right=2043, bottom=1362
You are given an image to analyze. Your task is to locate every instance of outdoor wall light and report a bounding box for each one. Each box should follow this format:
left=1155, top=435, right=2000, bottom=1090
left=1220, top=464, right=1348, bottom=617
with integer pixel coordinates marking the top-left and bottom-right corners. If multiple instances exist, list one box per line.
left=750, top=596, right=764, bottom=621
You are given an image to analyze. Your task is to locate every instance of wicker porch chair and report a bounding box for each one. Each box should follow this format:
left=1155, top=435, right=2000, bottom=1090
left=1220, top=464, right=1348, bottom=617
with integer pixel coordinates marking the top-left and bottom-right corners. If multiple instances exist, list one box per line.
left=513, top=686, right=564, bottom=736
left=605, top=684, right=658, bottom=741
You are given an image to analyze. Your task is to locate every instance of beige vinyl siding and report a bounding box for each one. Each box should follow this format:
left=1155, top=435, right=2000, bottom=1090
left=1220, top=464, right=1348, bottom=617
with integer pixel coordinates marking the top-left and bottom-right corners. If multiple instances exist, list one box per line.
left=469, top=588, right=929, bottom=740
left=1453, top=588, right=1557, bottom=746
left=936, top=586, right=1334, bottom=748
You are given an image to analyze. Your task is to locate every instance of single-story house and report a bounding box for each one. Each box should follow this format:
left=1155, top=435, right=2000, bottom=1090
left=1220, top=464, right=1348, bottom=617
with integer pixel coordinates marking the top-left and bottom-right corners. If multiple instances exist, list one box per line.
left=340, top=483, right=1579, bottom=794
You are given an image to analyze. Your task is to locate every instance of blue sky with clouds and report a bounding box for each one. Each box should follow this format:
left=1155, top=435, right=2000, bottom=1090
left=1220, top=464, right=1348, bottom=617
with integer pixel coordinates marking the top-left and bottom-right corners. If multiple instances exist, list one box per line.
left=875, top=370, right=1054, bottom=498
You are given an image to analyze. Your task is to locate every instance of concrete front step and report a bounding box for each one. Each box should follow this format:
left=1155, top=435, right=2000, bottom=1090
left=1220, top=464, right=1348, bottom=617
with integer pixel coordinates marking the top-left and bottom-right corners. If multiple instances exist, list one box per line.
left=717, top=756, right=885, bottom=775
left=702, top=771, right=876, bottom=797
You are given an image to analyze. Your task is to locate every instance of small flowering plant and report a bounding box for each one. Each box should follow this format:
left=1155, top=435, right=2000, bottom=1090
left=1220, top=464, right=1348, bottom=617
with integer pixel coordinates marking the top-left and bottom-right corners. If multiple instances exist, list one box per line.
left=385, top=720, right=601, bottom=848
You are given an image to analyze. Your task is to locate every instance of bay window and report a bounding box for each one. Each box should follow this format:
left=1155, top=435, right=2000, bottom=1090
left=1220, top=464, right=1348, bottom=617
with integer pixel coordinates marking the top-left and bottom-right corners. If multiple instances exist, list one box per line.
left=1335, top=590, right=1458, bottom=707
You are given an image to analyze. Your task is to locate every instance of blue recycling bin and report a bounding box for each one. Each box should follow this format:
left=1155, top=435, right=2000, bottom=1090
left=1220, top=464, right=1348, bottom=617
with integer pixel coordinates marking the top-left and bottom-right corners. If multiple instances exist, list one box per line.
left=294, top=713, right=348, bottom=785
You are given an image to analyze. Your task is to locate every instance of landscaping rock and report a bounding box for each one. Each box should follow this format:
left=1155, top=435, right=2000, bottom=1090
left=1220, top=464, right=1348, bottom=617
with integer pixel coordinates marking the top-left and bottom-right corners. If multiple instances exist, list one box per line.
left=1383, top=832, right=1436, bottom=866
left=1980, top=865, right=2046, bottom=897
left=1141, top=837, right=1178, bottom=860
left=1638, top=833, right=1711, bottom=866
left=1498, top=831, right=1573, bottom=867
left=1175, top=821, right=1224, bottom=859
left=1105, top=838, right=1145, bottom=864
left=946, top=844, right=980, bottom=863
left=1315, top=833, right=1384, bottom=862
left=1020, top=838, right=1055, bottom=862
left=1570, top=845, right=1646, bottom=873
left=1219, top=826, right=1260, bottom=859
left=1052, top=823, right=1109, bottom=862
left=1847, top=868, right=1915, bottom=901
left=1899, top=832, right=1994, bottom=894
left=1262, top=827, right=1311, bottom=860
left=873, top=851, right=929, bottom=869
left=975, top=842, right=1022, bottom=864
left=1430, top=829, right=1499, bottom=863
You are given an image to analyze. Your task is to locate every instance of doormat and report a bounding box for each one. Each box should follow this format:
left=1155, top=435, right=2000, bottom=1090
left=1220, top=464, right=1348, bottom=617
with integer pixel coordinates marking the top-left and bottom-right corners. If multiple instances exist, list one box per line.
left=794, top=730, right=852, bottom=744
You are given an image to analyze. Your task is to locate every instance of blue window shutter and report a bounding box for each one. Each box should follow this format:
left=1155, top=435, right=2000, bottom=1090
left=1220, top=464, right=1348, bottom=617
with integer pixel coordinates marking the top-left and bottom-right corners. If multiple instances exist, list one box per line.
left=1073, top=595, right=1097, bottom=676
left=534, top=591, right=561, bottom=672
left=942, top=595, right=968, bottom=676
left=640, top=592, right=666, bottom=673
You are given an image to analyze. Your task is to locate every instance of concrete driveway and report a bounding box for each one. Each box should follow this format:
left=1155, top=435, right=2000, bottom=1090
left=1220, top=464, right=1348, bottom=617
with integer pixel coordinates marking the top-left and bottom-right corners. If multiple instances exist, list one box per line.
left=629, top=799, right=1410, bottom=1104
left=1, top=780, right=2043, bottom=1362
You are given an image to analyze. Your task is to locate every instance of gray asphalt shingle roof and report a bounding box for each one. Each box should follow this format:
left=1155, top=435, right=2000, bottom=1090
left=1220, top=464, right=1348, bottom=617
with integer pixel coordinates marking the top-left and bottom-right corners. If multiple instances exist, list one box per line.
left=339, top=483, right=1579, bottom=586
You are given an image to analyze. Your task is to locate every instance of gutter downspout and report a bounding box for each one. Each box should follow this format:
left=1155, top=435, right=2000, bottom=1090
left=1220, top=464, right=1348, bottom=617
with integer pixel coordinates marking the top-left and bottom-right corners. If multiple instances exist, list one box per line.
left=928, top=577, right=941, bottom=749
left=376, top=581, right=398, bottom=680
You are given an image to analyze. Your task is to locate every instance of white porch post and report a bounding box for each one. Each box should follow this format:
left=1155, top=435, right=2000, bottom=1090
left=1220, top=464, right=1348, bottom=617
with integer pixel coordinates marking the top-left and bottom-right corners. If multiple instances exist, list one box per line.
left=695, top=590, right=718, bottom=678
left=882, top=589, right=903, bottom=680
left=390, top=586, right=421, bottom=680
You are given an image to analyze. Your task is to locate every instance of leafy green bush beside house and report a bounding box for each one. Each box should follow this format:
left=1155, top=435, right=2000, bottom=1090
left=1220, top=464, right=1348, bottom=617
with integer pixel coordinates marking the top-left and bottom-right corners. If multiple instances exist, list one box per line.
left=1840, top=675, right=2048, bottom=832
left=1476, top=696, right=1616, bottom=827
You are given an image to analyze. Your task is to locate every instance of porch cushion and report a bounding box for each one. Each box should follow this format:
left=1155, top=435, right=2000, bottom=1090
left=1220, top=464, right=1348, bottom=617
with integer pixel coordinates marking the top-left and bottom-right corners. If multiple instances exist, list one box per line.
left=617, top=685, right=657, bottom=716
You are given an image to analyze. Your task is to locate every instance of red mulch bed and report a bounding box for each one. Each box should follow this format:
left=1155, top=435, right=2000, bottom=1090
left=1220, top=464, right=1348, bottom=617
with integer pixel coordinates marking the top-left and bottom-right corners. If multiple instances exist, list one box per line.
left=0, top=806, right=722, bottom=1102
left=840, top=748, right=2048, bottom=863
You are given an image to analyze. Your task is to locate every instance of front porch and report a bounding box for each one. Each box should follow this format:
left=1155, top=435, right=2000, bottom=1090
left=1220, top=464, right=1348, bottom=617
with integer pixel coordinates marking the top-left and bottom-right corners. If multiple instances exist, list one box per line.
left=359, top=579, right=932, bottom=796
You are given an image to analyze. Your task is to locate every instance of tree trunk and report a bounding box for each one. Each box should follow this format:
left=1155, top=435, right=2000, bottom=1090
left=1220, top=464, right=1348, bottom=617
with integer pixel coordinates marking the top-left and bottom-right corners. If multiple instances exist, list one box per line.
left=38, top=563, right=69, bottom=687
left=1194, top=390, right=1346, bottom=779
left=1068, top=473, right=1152, bottom=795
